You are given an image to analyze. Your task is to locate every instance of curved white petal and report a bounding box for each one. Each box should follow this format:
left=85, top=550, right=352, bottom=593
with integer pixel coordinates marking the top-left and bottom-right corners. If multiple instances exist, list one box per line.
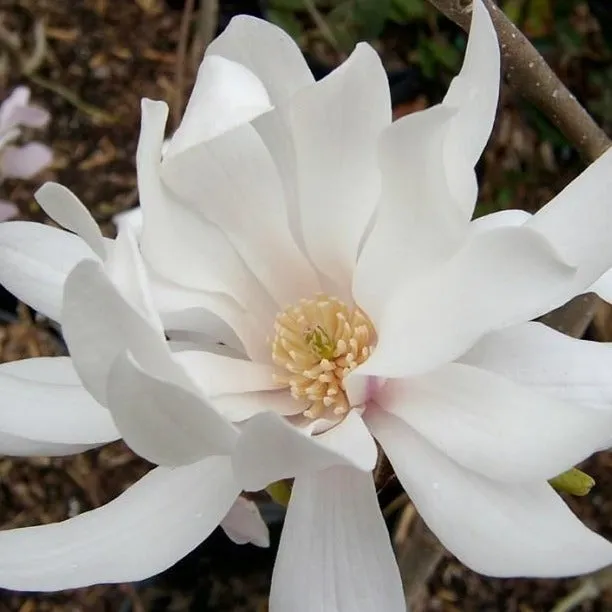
left=0, top=457, right=240, bottom=591
left=165, top=55, right=271, bottom=158
left=232, top=410, right=377, bottom=492
left=353, top=104, right=466, bottom=320
left=0, top=430, right=99, bottom=457
left=358, top=225, right=575, bottom=378
left=0, top=221, right=96, bottom=321
left=289, top=43, right=391, bottom=294
left=161, top=120, right=321, bottom=308
left=112, top=206, right=143, bottom=236
left=62, top=259, right=185, bottom=405
left=592, top=268, right=612, bottom=304
left=35, top=182, right=106, bottom=259
left=374, top=363, right=612, bottom=482
left=220, top=496, right=269, bottom=548
left=368, top=410, right=612, bottom=577
left=148, top=267, right=269, bottom=362
left=0, top=143, right=52, bottom=179
left=207, top=15, right=314, bottom=106
left=442, top=0, right=500, bottom=217
left=215, top=389, right=301, bottom=422
left=527, top=146, right=612, bottom=292
left=270, top=467, right=404, bottom=612
left=137, top=100, right=270, bottom=313
left=106, top=351, right=237, bottom=466
left=174, top=350, right=279, bottom=396
left=470, top=208, right=531, bottom=234
left=0, top=357, right=119, bottom=446
left=461, top=321, right=612, bottom=411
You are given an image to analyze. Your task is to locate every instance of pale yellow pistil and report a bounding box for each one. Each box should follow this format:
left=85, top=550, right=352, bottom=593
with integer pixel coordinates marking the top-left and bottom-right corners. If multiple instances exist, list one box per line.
left=272, top=294, right=376, bottom=420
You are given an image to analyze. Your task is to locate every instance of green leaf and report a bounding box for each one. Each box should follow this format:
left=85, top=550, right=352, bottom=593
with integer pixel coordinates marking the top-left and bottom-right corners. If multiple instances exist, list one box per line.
left=390, top=0, right=426, bottom=22
left=353, top=0, right=392, bottom=40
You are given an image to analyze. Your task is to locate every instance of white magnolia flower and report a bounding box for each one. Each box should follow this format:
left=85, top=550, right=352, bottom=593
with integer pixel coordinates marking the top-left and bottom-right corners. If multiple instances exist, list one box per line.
left=2, top=1, right=612, bottom=608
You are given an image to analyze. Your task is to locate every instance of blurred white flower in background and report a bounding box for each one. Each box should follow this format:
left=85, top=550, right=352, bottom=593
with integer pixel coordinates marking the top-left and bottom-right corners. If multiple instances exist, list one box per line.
left=1, top=0, right=612, bottom=609
left=0, top=86, right=52, bottom=221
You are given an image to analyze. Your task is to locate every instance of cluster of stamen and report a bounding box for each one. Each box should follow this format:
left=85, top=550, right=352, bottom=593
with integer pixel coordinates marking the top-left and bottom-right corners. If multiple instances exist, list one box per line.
left=272, top=294, right=376, bottom=420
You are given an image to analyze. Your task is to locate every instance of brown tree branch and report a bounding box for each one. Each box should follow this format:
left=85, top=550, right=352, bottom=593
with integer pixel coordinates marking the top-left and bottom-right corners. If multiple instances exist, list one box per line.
left=426, top=0, right=611, bottom=162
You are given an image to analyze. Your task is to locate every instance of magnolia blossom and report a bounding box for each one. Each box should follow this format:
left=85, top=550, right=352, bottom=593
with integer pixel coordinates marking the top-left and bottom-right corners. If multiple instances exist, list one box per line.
left=0, top=86, right=53, bottom=221
left=2, top=1, right=612, bottom=609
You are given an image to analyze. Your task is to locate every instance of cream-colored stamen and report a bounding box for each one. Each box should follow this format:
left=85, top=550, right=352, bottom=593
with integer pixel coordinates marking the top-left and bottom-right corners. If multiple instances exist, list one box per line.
left=272, top=294, right=375, bottom=419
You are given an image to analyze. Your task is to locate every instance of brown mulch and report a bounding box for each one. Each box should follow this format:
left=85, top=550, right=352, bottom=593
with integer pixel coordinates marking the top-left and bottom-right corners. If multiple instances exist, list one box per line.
left=0, top=0, right=612, bottom=610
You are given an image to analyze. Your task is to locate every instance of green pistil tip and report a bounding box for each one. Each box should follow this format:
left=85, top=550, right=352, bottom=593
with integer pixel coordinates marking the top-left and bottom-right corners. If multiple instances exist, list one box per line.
left=305, top=325, right=335, bottom=360
left=549, top=468, right=595, bottom=497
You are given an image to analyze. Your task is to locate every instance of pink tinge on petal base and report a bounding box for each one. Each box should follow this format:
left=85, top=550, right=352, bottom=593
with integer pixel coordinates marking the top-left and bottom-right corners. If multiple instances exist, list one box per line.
left=0, top=200, right=18, bottom=222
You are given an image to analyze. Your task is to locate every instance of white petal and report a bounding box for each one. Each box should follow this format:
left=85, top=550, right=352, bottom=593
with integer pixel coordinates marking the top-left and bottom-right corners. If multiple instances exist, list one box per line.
left=165, top=55, right=271, bottom=158
left=35, top=182, right=106, bottom=259
left=0, top=430, right=97, bottom=457
left=527, top=145, right=612, bottom=292
left=353, top=104, right=466, bottom=320
left=358, top=225, right=575, bottom=378
left=0, top=456, right=240, bottom=591
left=106, top=351, right=237, bottom=466
left=591, top=268, right=612, bottom=304
left=270, top=467, right=404, bottom=612
left=112, top=206, right=142, bottom=236
left=207, top=15, right=314, bottom=105
left=469, top=208, right=531, bottom=234
left=0, top=357, right=119, bottom=447
left=174, top=350, right=279, bottom=396
left=0, top=200, right=17, bottom=222
left=220, top=496, right=269, bottom=547
left=161, top=120, right=321, bottom=307
left=0, top=221, right=96, bottom=321
left=442, top=0, right=500, bottom=217
left=368, top=410, right=612, bottom=577
left=233, top=410, right=377, bottom=492
left=137, top=100, right=270, bottom=313
left=461, top=321, right=612, bottom=411
left=215, top=389, right=302, bottom=422
left=289, top=43, right=391, bottom=293
left=148, top=266, right=269, bottom=362
left=374, top=362, right=612, bottom=482
left=62, top=259, right=184, bottom=405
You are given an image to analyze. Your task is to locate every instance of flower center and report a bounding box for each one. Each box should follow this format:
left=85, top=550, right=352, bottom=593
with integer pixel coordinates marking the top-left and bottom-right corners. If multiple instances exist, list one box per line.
left=272, top=294, right=376, bottom=419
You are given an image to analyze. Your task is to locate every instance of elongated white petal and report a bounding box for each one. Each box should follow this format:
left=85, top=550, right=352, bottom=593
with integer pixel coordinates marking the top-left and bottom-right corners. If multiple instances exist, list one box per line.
left=215, top=389, right=302, bottom=422
left=220, top=496, right=269, bottom=547
left=289, top=43, right=391, bottom=294
left=174, top=350, right=278, bottom=396
left=527, top=146, right=612, bottom=292
left=148, top=267, right=269, bottom=362
left=207, top=15, right=314, bottom=105
left=375, top=363, right=612, bottom=482
left=368, top=410, right=612, bottom=577
left=461, top=321, right=612, bottom=411
left=470, top=208, right=531, bottom=234
left=442, top=0, right=500, bottom=218
left=0, top=357, right=119, bottom=447
left=62, top=259, right=187, bottom=405
left=0, top=431, right=101, bottom=457
left=161, top=121, right=321, bottom=307
left=0, top=221, right=96, bottom=321
left=0, top=457, right=240, bottom=591
left=107, top=351, right=237, bottom=466
left=0, top=143, right=52, bottom=179
left=233, top=410, right=377, bottom=492
left=165, top=55, right=271, bottom=158
left=137, top=100, right=271, bottom=314
left=592, top=269, right=612, bottom=304
left=35, top=182, right=106, bottom=259
left=270, top=467, right=404, bottom=611
left=353, top=104, right=466, bottom=320
left=358, top=225, right=575, bottom=378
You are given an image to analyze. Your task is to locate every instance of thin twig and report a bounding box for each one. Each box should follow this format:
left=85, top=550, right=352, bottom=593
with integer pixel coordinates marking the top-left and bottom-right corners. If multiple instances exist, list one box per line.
left=303, top=0, right=345, bottom=57
left=172, top=0, right=195, bottom=131
left=190, top=0, right=219, bottom=73
left=426, top=0, right=611, bottom=162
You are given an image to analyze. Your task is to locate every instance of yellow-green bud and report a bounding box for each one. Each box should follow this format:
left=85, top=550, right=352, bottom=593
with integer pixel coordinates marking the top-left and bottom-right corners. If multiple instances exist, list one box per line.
left=549, top=468, right=595, bottom=496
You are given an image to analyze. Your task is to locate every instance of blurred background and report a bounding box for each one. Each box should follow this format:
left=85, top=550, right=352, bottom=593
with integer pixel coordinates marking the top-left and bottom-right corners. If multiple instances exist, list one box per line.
left=1, top=0, right=612, bottom=610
